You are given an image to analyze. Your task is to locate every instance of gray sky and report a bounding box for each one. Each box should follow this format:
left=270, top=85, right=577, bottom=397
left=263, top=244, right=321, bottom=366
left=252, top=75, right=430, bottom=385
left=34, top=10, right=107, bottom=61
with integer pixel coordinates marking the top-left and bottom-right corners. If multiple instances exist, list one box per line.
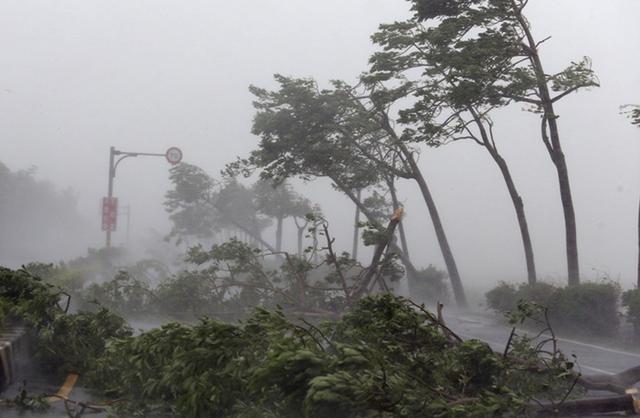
left=0, top=1, right=638, bottom=290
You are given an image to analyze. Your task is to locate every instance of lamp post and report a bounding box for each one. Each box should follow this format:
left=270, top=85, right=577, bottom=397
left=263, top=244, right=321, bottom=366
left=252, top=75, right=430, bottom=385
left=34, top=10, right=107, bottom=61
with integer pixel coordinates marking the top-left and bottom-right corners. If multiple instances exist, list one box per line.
left=103, top=146, right=182, bottom=248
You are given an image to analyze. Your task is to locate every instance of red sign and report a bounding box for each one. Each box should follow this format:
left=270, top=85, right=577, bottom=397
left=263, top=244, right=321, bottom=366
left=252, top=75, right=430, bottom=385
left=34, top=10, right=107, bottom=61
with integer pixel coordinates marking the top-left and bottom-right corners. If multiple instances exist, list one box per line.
left=102, top=197, right=118, bottom=231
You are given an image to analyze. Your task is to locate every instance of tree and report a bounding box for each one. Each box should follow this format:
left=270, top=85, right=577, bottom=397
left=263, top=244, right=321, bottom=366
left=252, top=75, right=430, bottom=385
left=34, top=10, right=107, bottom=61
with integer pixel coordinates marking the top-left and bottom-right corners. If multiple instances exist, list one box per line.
left=233, top=76, right=424, bottom=296
left=165, top=163, right=272, bottom=250
left=0, top=162, right=89, bottom=265
left=253, top=179, right=312, bottom=253
left=327, top=81, right=469, bottom=306
left=405, top=0, right=599, bottom=285
left=366, top=17, right=537, bottom=283
left=242, top=75, right=467, bottom=306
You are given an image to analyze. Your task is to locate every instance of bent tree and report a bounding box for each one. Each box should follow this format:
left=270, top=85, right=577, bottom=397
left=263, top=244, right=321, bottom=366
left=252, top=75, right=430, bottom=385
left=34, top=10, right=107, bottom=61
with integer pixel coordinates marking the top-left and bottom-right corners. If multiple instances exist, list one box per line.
left=329, top=82, right=468, bottom=306
left=367, top=18, right=538, bottom=283
left=231, top=76, right=423, bottom=286
left=409, top=0, right=599, bottom=285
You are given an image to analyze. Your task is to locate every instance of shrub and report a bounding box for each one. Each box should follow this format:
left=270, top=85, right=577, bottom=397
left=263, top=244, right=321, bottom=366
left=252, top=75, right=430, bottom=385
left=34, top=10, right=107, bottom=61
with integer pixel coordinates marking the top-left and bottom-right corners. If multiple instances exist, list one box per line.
left=408, top=264, right=450, bottom=303
left=486, top=281, right=620, bottom=338
left=485, top=282, right=518, bottom=313
left=550, top=282, right=620, bottom=337
left=0, top=266, right=131, bottom=376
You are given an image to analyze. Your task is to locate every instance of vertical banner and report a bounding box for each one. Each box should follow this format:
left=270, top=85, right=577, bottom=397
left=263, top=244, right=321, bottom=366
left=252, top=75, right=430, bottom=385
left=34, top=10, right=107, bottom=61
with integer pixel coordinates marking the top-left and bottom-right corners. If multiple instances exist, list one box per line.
left=101, top=197, right=118, bottom=232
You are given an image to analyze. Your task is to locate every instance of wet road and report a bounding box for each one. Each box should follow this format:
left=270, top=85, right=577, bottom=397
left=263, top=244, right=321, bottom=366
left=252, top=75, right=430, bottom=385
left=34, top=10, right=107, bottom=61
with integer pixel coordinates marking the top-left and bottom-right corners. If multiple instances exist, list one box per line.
left=446, top=313, right=640, bottom=377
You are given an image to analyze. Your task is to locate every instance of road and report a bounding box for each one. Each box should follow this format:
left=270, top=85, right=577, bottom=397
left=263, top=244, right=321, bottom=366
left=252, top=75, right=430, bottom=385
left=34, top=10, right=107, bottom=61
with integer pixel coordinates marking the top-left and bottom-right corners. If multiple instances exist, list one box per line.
left=445, top=312, right=640, bottom=378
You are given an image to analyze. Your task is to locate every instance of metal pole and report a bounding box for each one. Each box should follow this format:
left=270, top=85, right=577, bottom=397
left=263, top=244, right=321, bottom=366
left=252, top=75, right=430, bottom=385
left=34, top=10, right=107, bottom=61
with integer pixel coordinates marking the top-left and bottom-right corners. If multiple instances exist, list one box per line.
left=106, top=146, right=115, bottom=248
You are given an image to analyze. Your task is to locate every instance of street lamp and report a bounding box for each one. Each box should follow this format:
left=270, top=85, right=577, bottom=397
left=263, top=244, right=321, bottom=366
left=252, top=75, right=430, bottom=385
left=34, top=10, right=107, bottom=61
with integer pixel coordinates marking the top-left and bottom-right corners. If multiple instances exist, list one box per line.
left=103, top=146, right=183, bottom=248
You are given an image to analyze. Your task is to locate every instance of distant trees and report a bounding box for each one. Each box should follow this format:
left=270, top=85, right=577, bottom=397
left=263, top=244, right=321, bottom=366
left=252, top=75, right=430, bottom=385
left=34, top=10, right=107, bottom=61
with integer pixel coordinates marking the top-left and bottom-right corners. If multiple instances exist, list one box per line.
left=253, top=179, right=313, bottom=252
left=164, top=162, right=319, bottom=254
left=0, top=162, right=89, bottom=265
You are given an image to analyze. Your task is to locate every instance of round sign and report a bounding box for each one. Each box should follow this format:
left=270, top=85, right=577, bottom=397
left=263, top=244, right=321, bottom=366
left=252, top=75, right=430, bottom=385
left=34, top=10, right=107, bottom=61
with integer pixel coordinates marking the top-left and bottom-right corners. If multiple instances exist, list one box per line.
left=165, top=147, right=183, bottom=165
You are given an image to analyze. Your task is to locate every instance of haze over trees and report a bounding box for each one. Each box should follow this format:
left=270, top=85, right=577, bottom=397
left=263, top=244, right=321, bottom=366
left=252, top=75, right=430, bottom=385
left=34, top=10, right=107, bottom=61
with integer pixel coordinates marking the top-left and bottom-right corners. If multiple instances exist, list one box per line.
left=0, top=161, right=90, bottom=266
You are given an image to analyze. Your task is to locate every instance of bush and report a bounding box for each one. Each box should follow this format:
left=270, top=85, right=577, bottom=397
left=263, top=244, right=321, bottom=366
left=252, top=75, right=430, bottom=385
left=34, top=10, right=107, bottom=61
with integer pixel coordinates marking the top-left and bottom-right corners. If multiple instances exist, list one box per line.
left=486, top=281, right=620, bottom=338
left=485, top=282, right=518, bottom=313
left=408, top=264, right=450, bottom=303
left=0, top=266, right=131, bottom=376
left=550, top=283, right=620, bottom=337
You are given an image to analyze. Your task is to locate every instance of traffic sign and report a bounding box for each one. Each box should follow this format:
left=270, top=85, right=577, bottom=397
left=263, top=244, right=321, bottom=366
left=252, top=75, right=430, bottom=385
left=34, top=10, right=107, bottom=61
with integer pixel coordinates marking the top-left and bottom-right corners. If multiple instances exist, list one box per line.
left=165, top=147, right=183, bottom=165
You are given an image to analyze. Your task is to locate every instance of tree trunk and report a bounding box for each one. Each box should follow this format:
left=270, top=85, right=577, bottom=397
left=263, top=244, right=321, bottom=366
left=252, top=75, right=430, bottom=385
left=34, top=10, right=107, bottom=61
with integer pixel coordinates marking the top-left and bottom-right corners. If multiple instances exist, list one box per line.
left=331, top=176, right=421, bottom=283
left=490, top=150, right=537, bottom=284
left=400, top=147, right=468, bottom=308
left=378, top=116, right=467, bottom=307
left=468, top=107, right=537, bottom=284
left=550, top=146, right=580, bottom=286
left=352, top=189, right=361, bottom=260
left=637, top=196, right=639, bottom=288
left=512, top=0, right=580, bottom=285
left=388, top=179, right=410, bottom=258
left=276, top=216, right=283, bottom=252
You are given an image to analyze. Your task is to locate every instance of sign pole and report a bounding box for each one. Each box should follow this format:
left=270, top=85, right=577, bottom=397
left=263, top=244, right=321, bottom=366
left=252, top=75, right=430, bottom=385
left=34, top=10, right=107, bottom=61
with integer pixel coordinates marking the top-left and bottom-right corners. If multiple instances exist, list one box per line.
left=106, top=146, right=115, bottom=248
left=103, top=146, right=182, bottom=249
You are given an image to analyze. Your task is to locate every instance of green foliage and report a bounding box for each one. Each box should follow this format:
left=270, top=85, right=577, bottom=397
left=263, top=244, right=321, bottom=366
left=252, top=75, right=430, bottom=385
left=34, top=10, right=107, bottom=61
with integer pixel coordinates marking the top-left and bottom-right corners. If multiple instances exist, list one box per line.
left=485, top=282, right=518, bottom=313
left=486, top=281, right=621, bottom=337
left=550, top=283, right=620, bottom=337
left=621, top=104, right=640, bottom=127
left=90, top=294, right=576, bottom=417
left=0, top=266, right=63, bottom=326
left=6, top=383, right=50, bottom=412
left=83, top=271, right=153, bottom=317
left=0, top=266, right=131, bottom=376
left=33, top=307, right=131, bottom=375
left=408, top=264, right=450, bottom=303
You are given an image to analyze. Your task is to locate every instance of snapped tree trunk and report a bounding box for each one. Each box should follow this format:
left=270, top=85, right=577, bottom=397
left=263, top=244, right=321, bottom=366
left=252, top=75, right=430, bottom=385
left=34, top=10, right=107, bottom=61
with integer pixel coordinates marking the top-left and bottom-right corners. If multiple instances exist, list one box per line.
left=512, top=0, right=580, bottom=285
left=352, top=189, right=361, bottom=260
left=331, top=176, right=421, bottom=283
left=388, top=179, right=410, bottom=258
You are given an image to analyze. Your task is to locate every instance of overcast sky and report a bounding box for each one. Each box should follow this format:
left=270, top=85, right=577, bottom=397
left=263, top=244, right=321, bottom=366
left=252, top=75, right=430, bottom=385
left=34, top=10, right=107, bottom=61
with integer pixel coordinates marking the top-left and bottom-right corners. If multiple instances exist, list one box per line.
left=1, top=0, right=638, bottom=292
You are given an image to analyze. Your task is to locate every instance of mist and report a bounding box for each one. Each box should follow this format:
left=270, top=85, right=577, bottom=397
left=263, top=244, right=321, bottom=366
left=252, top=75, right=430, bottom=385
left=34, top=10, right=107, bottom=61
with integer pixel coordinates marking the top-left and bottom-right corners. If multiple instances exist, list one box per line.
left=0, top=0, right=638, bottom=292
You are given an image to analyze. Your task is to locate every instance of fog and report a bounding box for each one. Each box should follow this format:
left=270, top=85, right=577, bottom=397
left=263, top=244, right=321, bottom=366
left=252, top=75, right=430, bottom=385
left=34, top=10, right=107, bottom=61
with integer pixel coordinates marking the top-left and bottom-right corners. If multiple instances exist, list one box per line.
left=0, top=0, right=638, bottom=292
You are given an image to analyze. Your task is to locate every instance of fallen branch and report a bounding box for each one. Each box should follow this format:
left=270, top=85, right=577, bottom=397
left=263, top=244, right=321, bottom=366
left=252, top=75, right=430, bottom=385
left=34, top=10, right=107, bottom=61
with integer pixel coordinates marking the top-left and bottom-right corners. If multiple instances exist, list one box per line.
left=534, top=394, right=637, bottom=416
left=578, top=364, right=640, bottom=394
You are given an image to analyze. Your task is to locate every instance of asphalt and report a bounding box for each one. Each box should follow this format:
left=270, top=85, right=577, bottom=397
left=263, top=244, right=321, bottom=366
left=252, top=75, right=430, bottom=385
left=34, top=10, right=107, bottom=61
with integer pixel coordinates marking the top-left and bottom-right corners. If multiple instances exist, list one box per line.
left=446, top=312, right=640, bottom=377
